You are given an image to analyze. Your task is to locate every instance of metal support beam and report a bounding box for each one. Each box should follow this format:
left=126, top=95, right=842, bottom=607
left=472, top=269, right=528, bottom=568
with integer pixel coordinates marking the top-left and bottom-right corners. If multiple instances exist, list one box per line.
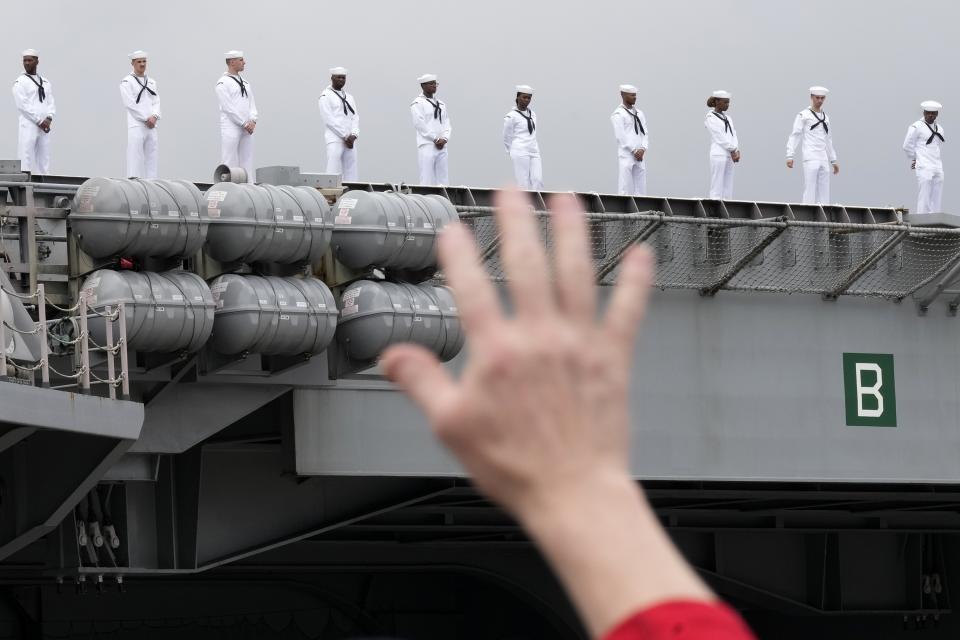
left=143, top=354, right=198, bottom=407
left=196, top=478, right=457, bottom=571
left=478, top=233, right=501, bottom=263
left=700, top=220, right=788, bottom=296
left=915, top=252, right=960, bottom=312
left=0, top=205, right=69, bottom=219
left=824, top=230, right=909, bottom=300
left=596, top=217, right=664, bottom=282
left=0, top=435, right=136, bottom=562
left=0, top=427, right=34, bottom=453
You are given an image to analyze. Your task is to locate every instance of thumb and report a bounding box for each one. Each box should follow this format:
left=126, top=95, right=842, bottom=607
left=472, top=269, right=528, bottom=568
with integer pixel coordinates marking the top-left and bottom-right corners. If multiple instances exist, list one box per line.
left=381, top=343, right=457, bottom=422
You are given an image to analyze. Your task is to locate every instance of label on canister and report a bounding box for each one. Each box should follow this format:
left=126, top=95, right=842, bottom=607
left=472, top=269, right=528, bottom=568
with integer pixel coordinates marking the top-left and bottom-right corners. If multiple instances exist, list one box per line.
left=340, top=287, right=360, bottom=316
left=75, top=184, right=101, bottom=214
left=210, top=279, right=228, bottom=309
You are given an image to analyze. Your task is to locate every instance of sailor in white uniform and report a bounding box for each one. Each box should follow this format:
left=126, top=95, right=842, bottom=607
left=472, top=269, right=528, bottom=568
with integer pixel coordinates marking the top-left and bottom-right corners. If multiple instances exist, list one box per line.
left=120, top=50, right=161, bottom=178
left=503, top=85, right=542, bottom=190
left=786, top=86, right=839, bottom=204
left=215, top=50, right=258, bottom=183
left=12, top=49, right=56, bottom=175
left=410, top=74, right=451, bottom=185
left=704, top=90, right=739, bottom=200
left=610, top=84, right=648, bottom=196
left=319, top=66, right=359, bottom=181
left=903, top=100, right=945, bottom=215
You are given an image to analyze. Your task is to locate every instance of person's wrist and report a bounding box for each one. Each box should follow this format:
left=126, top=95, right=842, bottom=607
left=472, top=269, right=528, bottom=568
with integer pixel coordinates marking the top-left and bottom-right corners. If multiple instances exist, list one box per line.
left=515, top=466, right=642, bottom=536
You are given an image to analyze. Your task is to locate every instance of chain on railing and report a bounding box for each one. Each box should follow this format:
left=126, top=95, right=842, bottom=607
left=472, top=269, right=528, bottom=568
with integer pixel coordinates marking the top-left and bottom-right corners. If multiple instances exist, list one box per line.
left=0, top=284, right=129, bottom=399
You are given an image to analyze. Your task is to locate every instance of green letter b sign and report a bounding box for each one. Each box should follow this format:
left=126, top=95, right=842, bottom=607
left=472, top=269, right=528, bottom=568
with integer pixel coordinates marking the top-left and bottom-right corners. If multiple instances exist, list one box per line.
left=843, top=353, right=896, bottom=427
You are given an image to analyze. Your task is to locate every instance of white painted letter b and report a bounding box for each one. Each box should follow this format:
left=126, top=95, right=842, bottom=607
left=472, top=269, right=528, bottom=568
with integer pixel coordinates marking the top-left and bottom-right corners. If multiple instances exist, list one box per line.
left=855, top=363, right=884, bottom=418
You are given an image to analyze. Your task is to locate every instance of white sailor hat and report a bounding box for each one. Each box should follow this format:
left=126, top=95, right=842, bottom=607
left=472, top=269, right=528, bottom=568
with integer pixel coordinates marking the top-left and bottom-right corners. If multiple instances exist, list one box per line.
left=515, top=84, right=534, bottom=94
left=711, top=90, right=732, bottom=99
left=619, top=84, right=638, bottom=94
left=921, top=100, right=942, bottom=112
left=224, top=50, right=244, bottom=59
left=128, top=50, right=148, bottom=60
left=417, top=73, right=437, bottom=83
left=329, top=66, right=348, bottom=75
left=809, top=86, right=829, bottom=96
left=21, top=49, right=38, bottom=57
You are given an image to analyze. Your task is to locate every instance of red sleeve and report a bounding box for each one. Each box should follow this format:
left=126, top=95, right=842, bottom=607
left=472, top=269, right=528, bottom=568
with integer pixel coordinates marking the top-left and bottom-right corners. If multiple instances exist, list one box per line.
left=602, top=600, right=756, bottom=640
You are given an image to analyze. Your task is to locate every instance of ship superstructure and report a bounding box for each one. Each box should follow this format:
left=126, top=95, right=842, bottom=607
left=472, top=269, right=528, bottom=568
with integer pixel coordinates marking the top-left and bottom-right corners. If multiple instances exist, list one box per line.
left=3, top=160, right=960, bottom=636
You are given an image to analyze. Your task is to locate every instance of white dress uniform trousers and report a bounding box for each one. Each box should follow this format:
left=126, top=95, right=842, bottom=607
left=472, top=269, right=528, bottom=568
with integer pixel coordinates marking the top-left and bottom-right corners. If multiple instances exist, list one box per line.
left=216, top=73, right=258, bottom=183
left=705, top=110, right=739, bottom=200
left=503, top=108, right=542, bottom=190
left=611, top=106, right=648, bottom=196
left=12, top=74, right=56, bottom=174
left=903, top=119, right=945, bottom=214
left=786, top=108, right=838, bottom=204
left=120, top=74, right=161, bottom=178
left=319, top=86, right=359, bottom=181
left=411, top=94, right=451, bottom=185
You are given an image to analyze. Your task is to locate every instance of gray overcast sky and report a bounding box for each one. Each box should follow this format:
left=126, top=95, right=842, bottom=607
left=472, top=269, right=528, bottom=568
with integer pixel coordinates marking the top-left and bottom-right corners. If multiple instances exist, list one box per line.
left=6, top=0, right=954, bottom=211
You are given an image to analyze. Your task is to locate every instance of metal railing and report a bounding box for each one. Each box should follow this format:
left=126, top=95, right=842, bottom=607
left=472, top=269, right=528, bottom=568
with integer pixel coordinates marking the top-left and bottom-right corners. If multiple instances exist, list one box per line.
left=1, top=284, right=129, bottom=400
left=452, top=207, right=960, bottom=303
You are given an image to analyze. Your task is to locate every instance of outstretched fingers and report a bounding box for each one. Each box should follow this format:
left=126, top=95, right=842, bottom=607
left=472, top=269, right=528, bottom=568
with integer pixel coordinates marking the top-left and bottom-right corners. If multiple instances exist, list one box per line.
left=494, top=189, right=555, bottom=318
left=550, top=193, right=597, bottom=326
left=382, top=343, right=458, bottom=425
left=438, top=223, right=504, bottom=336
left=603, top=245, right=655, bottom=356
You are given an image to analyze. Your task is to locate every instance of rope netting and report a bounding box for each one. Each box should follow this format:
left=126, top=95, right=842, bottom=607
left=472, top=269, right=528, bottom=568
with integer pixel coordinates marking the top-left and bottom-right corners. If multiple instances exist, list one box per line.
left=456, top=210, right=960, bottom=300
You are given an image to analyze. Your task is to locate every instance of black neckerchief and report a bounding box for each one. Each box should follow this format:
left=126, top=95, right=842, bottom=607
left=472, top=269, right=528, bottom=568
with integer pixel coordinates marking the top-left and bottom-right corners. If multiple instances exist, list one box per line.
left=809, top=108, right=828, bottom=134
left=623, top=106, right=645, bottom=135
left=132, top=75, right=156, bottom=104
left=228, top=74, right=247, bottom=98
left=712, top=111, right=731, bottom=135
left=925, top=122, right=945, bottom=145
left=515, top=109, right=535, bottom=134
left=332, top=89, right=355, bottom=116
left=25, top=74, right=45, bottom=102
left=424, top=96, right=442, bottom=121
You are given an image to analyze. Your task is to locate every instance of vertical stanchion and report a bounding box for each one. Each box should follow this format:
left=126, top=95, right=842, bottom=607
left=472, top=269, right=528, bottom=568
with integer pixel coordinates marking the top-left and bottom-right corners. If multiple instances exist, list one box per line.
left=23, top=184, right=38, bottom=295
left=0, top=313, right=7, bottom=381
left=37, top=284, right=49, bottom=388
left=117, top=302, right=130, bottom=400
left=104, top=305, right=116, bottom=401
left=78, top=293, right=90, bottom=394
